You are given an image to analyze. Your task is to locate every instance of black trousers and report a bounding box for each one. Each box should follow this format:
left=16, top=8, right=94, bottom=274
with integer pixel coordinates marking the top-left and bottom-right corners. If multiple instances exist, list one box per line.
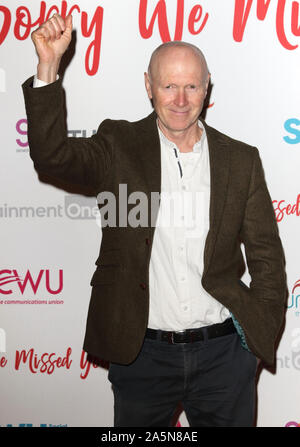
left=108, top=330, right=257, bottom=427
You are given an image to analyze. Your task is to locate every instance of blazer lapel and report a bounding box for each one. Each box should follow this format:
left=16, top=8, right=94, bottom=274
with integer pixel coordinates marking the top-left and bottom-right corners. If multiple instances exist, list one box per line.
left=201, top=119, right=231, bottom=278
left=134, top=112, right=161, bottom=231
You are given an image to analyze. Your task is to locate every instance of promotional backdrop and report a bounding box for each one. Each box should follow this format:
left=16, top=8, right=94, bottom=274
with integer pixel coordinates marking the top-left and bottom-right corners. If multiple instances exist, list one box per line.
left=0, top=0, right=299, bottom=427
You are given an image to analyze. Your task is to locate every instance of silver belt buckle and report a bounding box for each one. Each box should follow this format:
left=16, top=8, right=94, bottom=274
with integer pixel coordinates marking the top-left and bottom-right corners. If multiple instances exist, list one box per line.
left=167, top=331, right=175, bottom=344
left=171, top=330, right=187, bottom=344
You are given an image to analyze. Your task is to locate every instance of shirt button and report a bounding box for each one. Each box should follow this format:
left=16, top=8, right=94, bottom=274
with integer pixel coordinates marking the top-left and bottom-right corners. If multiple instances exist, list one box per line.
left=183, top=305, right=188, bottom=311
left=182, top=184, right=187, bottom=190
left=181, top=277, right=186, bottom=282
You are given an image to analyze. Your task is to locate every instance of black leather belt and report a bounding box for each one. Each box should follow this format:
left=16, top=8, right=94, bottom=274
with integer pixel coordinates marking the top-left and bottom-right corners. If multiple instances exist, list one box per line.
left=145, top=318, right=236, bottom=344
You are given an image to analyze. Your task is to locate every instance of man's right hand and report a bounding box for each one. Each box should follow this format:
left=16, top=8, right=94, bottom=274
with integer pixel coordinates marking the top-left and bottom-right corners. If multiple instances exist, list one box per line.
left=31, top=14, right=72, bottom=83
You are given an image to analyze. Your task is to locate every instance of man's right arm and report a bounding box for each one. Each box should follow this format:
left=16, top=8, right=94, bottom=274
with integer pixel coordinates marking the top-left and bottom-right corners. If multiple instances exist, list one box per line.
left=22, top=14, right=113, bottom=193
left=32, top=13, right=71, bottom=83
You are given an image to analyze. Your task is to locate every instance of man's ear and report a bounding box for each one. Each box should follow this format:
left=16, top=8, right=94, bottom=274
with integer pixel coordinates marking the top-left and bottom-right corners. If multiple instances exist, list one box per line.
left=204, top=73, right=211, bottom=96
left=144, top=72, right=153, bottom=100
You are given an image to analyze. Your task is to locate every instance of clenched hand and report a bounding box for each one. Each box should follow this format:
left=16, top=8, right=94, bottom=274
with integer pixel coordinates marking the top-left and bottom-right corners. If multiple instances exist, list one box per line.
left=31, top=14, right=72, bottom=83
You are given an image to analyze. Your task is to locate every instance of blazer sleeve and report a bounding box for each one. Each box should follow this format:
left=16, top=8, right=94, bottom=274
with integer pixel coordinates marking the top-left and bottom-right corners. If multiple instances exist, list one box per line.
left=22, top=75, right=114, bottom=194
left=239, top=148, right=287, bottom=341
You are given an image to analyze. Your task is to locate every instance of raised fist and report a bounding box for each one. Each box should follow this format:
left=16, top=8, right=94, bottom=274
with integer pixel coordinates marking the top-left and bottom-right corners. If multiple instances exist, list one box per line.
left=31, top=14, right=72, bottom=65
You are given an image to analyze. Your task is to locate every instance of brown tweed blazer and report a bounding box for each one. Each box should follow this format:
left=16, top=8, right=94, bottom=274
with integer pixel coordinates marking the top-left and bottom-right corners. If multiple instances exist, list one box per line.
left=22, top=75, right=287, bottom=366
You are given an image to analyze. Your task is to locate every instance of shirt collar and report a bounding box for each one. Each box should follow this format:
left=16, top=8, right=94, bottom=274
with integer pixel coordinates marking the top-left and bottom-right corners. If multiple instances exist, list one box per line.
left=157, top=120, right=206, bottom=154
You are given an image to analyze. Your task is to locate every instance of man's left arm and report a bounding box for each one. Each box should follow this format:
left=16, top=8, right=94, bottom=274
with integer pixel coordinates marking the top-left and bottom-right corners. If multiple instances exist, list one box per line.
left=240, top=148, right=288, bottom=360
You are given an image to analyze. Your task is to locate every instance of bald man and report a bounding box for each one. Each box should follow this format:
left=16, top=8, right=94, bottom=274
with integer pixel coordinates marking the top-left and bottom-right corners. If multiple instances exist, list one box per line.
left=22, top=14, right=287, bottom=427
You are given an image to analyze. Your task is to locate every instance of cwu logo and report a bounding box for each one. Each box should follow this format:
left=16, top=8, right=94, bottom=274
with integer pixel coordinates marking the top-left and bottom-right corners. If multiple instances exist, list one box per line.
left=0, top=269, right=63, bottom=295
left=283, top=118, right=300, bottom=145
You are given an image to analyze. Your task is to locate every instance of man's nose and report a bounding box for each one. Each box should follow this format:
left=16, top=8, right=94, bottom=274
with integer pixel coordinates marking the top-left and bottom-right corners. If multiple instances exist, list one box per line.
left=174, top=88, right=188, bottom=107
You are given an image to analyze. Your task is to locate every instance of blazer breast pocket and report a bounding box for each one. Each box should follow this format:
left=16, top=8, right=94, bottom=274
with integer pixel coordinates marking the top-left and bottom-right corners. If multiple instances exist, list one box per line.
left=90, top=249, right=121, bottom=286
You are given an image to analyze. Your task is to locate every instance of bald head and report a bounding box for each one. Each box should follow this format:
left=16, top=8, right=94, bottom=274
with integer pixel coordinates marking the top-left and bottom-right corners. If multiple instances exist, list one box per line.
left=144, top=41, right=210, bottom=140
left=147, top=41, right=209, bottom=86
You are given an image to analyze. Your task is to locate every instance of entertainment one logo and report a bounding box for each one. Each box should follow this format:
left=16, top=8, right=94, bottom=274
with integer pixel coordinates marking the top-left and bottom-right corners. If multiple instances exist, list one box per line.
left=0, top=195, right=100, bottom=230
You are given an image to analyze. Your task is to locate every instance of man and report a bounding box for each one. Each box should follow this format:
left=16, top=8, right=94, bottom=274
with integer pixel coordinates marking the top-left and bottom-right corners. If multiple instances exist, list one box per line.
left=22, top=14, right=287, bottom=427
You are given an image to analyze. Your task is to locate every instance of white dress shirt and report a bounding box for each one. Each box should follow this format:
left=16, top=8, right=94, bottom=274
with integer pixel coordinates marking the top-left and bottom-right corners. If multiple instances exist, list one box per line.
left=148, top=123, right=230, bottom=330
left=33, top=75, right=230, bottom=330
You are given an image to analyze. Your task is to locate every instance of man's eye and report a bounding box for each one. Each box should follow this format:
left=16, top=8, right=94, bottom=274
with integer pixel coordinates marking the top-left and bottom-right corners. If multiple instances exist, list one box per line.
left=188, top=85, right=196, bottom=89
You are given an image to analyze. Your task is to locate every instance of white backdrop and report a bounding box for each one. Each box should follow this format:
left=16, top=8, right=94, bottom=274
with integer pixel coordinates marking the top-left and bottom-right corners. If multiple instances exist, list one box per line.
left=0, top=0, right=299, bottom=428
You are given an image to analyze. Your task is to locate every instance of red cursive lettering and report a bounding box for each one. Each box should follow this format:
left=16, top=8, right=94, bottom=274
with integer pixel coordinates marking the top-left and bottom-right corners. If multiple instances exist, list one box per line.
left=81, top=7, right=104, bottom=76
left=0, top=356, right=8, bottom=367
left=273, top=194, right=300, bottom=222
left=0, top=5, right=11, bottom=44
left=0, top=1, right=104, bottom=76
left=15, top=347, right=72, bottom=374
left=139, top=0, right=209, bottom=42
left=80, top=350, right=98, bottom=379
left=233, top=0, right=300, bottom=50
left=188, top=5, right=209, bottom=35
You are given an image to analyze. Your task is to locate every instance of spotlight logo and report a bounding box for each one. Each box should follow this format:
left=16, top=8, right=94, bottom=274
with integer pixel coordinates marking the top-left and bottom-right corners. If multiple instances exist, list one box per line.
left=284, top=118, right=300, bottom=145
left=15, top=118, right=96, bottom=153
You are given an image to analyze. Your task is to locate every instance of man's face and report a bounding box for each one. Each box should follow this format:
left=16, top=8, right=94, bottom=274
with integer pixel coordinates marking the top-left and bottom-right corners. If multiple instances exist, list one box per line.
left=145, top=46, right=209, bottom=136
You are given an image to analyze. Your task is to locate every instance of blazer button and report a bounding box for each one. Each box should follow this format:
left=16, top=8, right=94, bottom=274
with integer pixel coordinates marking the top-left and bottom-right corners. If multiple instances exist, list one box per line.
left=140, top=282, right=147, bottom=290
left=145, top=238, right=151, bottom=245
